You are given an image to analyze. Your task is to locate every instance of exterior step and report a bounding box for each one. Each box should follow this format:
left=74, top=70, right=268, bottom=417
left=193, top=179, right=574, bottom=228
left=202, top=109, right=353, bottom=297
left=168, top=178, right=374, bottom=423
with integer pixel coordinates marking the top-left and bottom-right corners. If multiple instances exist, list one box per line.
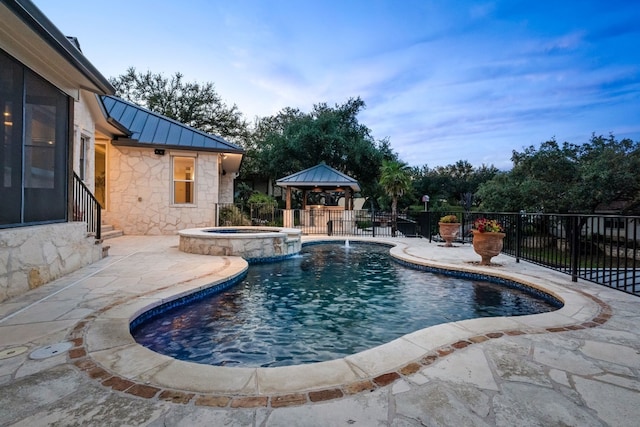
left=102, top=229, right=123, bottom=240
left=100, top=223, right=123, bottom=240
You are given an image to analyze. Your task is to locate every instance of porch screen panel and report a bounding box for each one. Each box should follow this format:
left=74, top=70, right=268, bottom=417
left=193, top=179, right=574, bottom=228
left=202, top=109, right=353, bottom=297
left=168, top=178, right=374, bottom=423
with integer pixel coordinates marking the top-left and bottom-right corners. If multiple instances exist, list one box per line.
left=23, top=70, right=68, bottom=223
left=0, top=50, right=23, bottom=225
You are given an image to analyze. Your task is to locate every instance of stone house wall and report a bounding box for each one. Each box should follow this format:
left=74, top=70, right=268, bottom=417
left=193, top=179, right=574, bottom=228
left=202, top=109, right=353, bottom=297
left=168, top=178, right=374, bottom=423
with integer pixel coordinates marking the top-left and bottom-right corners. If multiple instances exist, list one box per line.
left=103, top=145, right=223, bottom=234
left=72, top=91, right=97, bottom=191
left=0, top=223, right=102, bottom=303
left=219, top=171, right=235, bottom=204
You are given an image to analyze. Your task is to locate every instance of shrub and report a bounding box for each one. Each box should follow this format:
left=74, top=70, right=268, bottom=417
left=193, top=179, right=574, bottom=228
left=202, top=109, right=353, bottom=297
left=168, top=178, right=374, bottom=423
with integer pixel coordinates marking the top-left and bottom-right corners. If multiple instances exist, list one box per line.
left=439, top=214, right=460, bottom=223
left=219, top=205, right=251, bottom=226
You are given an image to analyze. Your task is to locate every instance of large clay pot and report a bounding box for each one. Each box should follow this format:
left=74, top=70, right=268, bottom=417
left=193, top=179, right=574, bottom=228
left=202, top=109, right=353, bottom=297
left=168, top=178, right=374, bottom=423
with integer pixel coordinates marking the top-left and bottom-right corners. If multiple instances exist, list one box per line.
left=472, top=230, right=505, bottom=265
left=438, top=222, right=460, bottom=247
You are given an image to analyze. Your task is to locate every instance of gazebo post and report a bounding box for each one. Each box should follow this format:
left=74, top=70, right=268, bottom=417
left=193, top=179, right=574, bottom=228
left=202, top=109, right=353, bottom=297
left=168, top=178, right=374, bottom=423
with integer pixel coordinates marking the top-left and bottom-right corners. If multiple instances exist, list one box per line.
left=283, top=186, right=294, bottom=227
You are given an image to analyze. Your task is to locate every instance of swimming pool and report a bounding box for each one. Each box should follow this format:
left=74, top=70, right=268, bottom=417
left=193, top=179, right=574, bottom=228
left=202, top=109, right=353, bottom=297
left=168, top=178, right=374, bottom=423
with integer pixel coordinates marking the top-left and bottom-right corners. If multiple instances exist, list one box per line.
left=132, top=242, right=561, bottom=367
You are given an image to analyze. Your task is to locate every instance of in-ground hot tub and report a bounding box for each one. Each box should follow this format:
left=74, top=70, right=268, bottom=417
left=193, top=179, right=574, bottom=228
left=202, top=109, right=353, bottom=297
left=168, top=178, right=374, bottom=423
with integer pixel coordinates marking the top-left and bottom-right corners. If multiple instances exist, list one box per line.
left=178, top=226, right=302, bottom=263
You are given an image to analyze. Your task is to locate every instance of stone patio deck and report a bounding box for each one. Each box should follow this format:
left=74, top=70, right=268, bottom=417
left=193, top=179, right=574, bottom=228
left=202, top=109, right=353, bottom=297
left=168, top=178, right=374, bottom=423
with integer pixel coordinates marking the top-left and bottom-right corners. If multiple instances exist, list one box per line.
left=1, top=235, right=638, bottom=426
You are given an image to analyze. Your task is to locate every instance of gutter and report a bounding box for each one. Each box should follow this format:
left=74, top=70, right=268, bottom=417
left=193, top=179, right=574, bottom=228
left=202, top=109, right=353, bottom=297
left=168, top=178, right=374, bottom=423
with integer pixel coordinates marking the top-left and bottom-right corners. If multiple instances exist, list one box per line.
left=2, top=0, right=115, bottom=95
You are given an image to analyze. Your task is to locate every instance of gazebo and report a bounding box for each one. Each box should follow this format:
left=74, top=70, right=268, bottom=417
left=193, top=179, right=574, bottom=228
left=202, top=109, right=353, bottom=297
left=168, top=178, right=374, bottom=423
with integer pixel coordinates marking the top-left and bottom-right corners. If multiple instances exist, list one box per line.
left=276, top=163, right=361, bottom=231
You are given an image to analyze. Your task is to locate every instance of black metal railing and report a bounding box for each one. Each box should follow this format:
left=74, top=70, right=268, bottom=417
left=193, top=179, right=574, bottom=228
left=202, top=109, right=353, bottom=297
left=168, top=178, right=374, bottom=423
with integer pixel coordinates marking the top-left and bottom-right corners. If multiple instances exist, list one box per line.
left=424, top=211, right=639, bottom=296
left=72, top=172, right=101, bottom=240
left=215, top=205, right=421, bottom=238
left=216, top=203, right=282, bottom=227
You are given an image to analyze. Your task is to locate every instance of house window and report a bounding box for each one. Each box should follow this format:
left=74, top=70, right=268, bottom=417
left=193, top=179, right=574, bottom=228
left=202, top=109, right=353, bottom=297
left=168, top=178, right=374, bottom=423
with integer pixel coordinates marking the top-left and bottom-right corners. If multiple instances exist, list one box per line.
left=173, top=156, right=195, bottom=204
left=79, top=135, right=88, bottom=180
left=0, top=48, right=69, bottom=227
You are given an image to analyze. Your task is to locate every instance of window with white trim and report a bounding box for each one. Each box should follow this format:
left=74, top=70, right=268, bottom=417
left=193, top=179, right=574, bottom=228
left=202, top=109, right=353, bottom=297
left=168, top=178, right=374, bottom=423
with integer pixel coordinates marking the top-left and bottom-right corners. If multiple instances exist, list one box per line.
left=172, top=156, right=195, bottom=204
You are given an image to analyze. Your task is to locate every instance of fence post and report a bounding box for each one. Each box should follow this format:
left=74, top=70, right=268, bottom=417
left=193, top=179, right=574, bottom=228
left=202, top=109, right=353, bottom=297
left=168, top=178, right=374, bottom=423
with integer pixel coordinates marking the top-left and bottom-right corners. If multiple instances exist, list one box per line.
left=515, top=213, right=522, bottom=263
left=570, top=216, right=580, bottom=282
left=371, top=209, right=376, bottom=238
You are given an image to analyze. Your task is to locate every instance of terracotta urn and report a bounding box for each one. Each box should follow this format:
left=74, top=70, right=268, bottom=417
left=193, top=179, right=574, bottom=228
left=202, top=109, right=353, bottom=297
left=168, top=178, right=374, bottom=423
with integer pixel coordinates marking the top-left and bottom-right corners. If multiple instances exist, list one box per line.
left=438, top=222, right=460, bottom=247
left=471, top=230, right=505, bottom=265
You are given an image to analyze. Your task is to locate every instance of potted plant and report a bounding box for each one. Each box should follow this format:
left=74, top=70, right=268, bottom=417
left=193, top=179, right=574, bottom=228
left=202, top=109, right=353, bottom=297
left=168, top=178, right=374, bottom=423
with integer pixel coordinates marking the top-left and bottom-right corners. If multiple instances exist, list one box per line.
left=438, top=214, right=460, bottom=247
left=471, top=218, right=505, bottom=265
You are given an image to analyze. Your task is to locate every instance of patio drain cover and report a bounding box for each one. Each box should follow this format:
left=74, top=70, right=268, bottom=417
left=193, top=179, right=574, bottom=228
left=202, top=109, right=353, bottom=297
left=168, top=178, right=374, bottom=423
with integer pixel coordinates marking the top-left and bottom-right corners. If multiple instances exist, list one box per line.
left=0, top=346, right=29, bottom=360
left=29, top=342, right=73, bottom=360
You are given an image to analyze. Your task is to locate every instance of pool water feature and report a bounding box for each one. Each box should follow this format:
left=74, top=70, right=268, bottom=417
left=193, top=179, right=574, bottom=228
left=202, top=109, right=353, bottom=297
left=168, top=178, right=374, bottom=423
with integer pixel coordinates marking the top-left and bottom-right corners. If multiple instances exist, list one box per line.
left=132, top=242, right=561, bottom=367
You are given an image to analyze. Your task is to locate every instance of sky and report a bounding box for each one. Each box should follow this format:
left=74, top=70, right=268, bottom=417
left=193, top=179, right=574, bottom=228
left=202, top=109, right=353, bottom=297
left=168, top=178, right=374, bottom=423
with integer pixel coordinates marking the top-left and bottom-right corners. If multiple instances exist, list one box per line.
left=33, top=0, right=640, bottom=169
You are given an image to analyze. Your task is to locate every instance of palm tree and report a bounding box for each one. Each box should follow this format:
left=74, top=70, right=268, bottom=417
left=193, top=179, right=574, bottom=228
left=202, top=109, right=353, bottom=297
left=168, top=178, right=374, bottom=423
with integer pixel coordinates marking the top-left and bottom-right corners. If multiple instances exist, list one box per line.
left=379, top=159, right=412, bottom=236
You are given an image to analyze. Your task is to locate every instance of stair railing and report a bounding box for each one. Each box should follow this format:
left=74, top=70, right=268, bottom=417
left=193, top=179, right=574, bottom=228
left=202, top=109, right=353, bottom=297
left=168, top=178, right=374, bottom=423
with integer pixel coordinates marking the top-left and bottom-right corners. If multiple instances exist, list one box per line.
left=72, top=172, right=102, bottom=240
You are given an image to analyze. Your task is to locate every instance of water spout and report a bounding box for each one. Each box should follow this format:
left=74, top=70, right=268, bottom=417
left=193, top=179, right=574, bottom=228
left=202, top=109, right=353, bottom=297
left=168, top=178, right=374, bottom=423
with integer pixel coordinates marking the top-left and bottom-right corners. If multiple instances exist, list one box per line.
left=345, top=239, right=350, bottom=248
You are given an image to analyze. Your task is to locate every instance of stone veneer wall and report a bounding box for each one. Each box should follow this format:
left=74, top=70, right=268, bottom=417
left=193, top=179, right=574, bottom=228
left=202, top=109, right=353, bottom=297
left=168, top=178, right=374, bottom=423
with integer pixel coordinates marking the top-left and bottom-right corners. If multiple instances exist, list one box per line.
left=103, top=146, right=222, bottom=235
left=178, top=227, right=303, bottom=261
left=71, top=91, right=96, bottom=191
left=0, top=223, right=102, bottom=303
left=218, top=171, right=234, bottom=204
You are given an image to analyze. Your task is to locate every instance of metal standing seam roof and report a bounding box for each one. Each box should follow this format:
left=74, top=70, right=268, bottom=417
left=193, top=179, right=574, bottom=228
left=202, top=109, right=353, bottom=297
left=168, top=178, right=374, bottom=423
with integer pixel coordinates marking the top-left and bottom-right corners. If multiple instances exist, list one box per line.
left=100, top=95, right=245, bottom=154
left=276, top=163, right=361, bottom=191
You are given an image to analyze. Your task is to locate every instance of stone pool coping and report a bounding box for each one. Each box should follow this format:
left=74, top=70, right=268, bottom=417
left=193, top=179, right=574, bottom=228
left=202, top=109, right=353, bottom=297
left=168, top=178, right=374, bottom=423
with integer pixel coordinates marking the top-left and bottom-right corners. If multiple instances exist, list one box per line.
left=70, top=237, right=610, bottom=408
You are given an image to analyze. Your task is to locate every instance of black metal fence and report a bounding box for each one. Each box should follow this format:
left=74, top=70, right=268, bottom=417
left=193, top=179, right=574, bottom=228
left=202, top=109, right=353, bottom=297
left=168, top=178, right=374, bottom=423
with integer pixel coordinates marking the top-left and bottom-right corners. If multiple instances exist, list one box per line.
left=215, top=204, right=421, bottom=237
left=426, top=211, right=640, bottom=296
left=72, top=172, right=101, bottom=240
left=214, top=205, right=639, bottom=296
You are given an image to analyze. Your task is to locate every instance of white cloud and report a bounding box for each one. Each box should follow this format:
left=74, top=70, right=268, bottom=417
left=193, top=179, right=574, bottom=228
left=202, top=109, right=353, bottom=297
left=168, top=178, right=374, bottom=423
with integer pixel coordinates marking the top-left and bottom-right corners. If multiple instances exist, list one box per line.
left=32, top=0, right=640, bottom=168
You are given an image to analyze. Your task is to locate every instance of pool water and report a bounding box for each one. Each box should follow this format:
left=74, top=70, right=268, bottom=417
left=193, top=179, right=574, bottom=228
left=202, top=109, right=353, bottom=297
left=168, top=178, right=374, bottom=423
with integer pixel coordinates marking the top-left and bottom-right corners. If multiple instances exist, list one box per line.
left=132, top=242, right=559, bottom=367
left=205, top=228, right=272, bottom=234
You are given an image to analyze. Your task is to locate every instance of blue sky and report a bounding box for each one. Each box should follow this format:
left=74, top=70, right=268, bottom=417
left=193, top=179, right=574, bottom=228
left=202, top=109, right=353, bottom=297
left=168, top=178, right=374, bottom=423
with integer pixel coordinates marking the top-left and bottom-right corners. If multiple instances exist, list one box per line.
left=34, top=0, right=640, bottom=169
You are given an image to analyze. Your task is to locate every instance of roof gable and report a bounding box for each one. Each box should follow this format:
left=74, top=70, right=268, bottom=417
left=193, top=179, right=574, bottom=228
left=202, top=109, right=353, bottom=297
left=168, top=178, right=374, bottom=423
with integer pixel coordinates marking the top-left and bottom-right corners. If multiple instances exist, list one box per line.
left=101, top=95, right=244, bottom=154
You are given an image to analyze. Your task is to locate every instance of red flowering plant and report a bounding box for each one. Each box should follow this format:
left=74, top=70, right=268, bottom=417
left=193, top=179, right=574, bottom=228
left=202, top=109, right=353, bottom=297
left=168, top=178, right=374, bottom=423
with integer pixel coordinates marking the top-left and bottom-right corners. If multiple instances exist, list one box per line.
left=473, top=218, right=504, bottom=233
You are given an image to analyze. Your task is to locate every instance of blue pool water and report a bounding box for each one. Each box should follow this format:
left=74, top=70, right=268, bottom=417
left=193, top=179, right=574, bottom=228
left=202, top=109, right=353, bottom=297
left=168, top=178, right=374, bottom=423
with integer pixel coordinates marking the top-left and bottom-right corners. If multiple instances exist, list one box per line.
left=205, top=228, right=273, bottom=234
left=132, top=242, right=560, bottom=367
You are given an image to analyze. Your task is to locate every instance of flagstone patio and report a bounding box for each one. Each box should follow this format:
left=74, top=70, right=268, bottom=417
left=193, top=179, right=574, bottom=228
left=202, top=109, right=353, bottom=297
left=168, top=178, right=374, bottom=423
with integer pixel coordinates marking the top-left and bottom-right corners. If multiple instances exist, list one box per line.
left=1, top=235, right=638, bottom=426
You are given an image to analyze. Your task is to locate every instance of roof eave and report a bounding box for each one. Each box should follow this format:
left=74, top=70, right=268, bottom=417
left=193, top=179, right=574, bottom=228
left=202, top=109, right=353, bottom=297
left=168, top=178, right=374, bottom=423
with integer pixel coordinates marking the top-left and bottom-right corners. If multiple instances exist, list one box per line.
left=111, top=138, right=245, bottom=155
left=2, top=0, right=114, bottom=95
left=276, top=181, right=361, bottom=192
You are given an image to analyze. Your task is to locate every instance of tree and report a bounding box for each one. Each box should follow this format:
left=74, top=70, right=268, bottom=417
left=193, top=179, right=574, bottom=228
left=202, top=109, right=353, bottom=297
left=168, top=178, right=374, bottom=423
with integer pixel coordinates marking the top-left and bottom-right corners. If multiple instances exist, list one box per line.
left=110, top=67, right=249, bottom=144
left=476, top=135, right=640, bottom=213
left=379, top=160, right=412, bottom=236
left=243, top=97, right=396, bottom=201
left=234, top=182, right=255, bottom=205
left=411, top=162, right=498, bottom=209
left=570, top=134, right=640, bottom=213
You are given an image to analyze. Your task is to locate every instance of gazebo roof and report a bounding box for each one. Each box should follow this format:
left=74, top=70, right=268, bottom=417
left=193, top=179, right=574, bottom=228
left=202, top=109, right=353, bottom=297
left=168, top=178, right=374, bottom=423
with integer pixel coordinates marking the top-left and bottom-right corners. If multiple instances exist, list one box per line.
left=276, top=163, right=361, bottom=192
